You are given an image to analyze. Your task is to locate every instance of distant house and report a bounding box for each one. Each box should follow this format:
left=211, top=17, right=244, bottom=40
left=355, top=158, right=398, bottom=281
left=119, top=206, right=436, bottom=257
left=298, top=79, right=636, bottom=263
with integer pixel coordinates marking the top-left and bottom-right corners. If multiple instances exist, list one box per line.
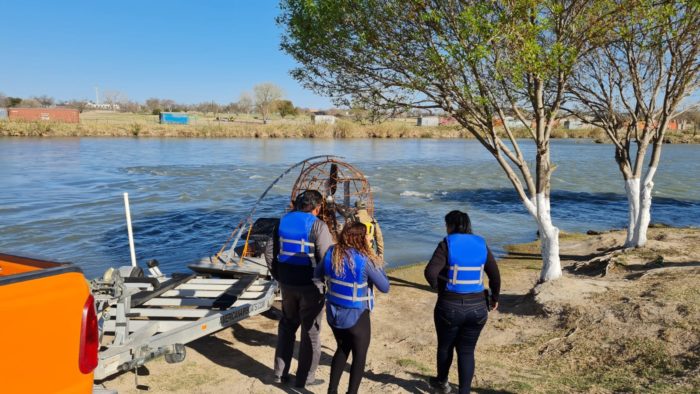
left=417, top=116, right=439, bottom=127
left=493, top=116, right=531, bottom=129
left=0, top=108, right=7, bottom=120
left=635, top=119, right=679, bottom=132
left=312, top=114, right=336, bottom=125
left=439, top=116, right=458, bottom=126
left=85, top=101, right=120, bottom=111
left=7, top=108, right=79, bottom=123
left=561, top=116, right=595, bottom=130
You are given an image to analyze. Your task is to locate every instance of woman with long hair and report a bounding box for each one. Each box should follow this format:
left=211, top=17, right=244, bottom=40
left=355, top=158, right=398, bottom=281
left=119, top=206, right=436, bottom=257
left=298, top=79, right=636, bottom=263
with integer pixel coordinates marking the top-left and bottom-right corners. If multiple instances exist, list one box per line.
left=424, top=210, right=501, bottom=394
left=315, top=222, right=390, bottom=394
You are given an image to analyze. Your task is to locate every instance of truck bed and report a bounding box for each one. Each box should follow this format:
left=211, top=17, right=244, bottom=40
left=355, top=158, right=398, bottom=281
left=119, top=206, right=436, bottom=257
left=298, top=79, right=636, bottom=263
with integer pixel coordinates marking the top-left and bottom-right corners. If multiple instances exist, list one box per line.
left=0, top=253, right=95, bottom=393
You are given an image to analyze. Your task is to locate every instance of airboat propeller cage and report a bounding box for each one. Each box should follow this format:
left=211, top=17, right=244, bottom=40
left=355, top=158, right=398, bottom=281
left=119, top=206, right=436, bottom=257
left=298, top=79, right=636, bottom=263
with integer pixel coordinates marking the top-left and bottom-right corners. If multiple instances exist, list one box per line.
left=291, top=158, right=374, bottom=216
left=290, top=158, right=374, bottom=236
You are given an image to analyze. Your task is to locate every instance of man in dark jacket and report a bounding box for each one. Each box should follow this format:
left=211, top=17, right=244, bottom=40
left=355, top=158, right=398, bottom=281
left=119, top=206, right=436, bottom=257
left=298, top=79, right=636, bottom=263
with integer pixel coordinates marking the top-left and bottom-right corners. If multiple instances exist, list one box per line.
left=265, top=190, right=334, bottom=388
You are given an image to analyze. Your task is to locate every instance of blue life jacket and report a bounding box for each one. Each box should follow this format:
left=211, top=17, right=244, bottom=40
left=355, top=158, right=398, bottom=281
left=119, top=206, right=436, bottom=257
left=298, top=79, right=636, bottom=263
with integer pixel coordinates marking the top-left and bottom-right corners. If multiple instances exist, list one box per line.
left=324, top=247, right=374, bottom=310
left=442, top=234, right=487, bottom=294
left=278, top=211, right=318, bottom=266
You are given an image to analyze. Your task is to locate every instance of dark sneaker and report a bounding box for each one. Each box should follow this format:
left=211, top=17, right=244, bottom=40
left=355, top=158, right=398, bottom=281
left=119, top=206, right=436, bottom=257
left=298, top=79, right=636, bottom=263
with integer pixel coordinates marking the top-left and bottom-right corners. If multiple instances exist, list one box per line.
left=295, top=378, right=324, bottom=388
left=428, top=377, right=452, bottom=393
left=273, top=375, right=290, bottom=384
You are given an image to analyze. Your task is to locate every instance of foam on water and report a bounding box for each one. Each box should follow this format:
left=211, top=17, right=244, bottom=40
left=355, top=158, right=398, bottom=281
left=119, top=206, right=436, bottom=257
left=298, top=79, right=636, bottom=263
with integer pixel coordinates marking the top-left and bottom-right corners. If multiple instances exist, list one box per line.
left=400, top=190, right=433, bottom=199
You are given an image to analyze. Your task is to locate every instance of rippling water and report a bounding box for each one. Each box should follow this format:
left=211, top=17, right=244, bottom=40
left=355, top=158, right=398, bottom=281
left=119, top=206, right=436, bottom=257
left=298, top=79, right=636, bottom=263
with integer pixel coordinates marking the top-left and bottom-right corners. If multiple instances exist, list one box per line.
left=1, top=138, right=698, bottom=278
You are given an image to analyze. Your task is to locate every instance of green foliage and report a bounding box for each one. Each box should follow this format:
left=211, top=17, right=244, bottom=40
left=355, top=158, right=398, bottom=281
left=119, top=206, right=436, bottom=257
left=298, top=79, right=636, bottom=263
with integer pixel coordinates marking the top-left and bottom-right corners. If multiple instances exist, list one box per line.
left=276, top=100, right=298, bottom=117
left=278, top=0, right=623, bottom=138
left=130, top=123, right=142, bottom=137
left=7, top=97, right=22, bottom=107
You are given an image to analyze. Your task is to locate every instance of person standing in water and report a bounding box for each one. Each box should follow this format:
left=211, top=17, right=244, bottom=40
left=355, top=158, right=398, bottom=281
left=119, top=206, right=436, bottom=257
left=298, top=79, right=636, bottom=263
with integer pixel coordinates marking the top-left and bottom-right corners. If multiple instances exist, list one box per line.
left=424, top=210, right=501, bottom=394
left=315, top=222, right=390, bottom=394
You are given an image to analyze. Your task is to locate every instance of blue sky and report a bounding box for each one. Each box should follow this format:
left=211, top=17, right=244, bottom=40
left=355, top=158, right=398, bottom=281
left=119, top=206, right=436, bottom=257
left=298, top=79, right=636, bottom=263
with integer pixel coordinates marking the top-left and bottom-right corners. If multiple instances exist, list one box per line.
left=0, top=1, right=333, bottom=108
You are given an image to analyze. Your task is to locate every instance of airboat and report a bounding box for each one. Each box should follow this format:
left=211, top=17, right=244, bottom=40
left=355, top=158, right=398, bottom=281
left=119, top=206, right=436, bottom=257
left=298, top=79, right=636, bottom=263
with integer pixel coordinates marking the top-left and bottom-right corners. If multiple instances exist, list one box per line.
left=188, top=155, right=375, bottom=277
left=92, top=156, right=375, bottom=381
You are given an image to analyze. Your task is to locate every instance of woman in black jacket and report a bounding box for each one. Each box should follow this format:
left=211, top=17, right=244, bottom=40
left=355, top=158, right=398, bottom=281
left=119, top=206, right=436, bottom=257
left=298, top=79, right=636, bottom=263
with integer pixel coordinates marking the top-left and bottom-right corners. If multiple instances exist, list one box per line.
left=424, top=210, right=501, bottom=394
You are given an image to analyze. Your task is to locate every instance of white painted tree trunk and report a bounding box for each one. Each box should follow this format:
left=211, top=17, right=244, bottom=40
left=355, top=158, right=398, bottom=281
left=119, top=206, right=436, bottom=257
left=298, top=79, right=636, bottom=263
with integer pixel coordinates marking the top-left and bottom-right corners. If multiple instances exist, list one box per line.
left=525, top=193, right=562, bottom=282
left=633, top=166, right=657, bottom=247
left=624, top=178, right=641, bottom=247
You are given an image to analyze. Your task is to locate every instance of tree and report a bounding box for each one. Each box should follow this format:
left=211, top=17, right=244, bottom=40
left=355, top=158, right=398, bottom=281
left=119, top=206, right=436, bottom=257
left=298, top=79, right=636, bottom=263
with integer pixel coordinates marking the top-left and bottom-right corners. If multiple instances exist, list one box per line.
left=567, top=0, right=700, bottom=247
left=64, top=99, right=89, bottom=113
left=160, top=99, right=176, bottom=112
left=279, top=0, right=622, bottom=282
left=254, top=83, right=283, bottom=124
left=350, top=95, right=395, bottom=124
left=20, top=98, right=40, bottom=108
left=7, top=97, right=22, bottom=107
left=34, top=95, right=55, bottom=107
left=102, top=90, right=126, bottom=109
left=119, top=101, right=142, bottom=113
left=238, top=92, right=254, bottom=114
left=675, top=107, right=700, bottom=135
left=0, top=92, right=7, bottom=107
left=145, top=98, right=162, bottom=113
left=195, top=101, right=220, bottom=114
left=276, top=100, right=298, bottom=117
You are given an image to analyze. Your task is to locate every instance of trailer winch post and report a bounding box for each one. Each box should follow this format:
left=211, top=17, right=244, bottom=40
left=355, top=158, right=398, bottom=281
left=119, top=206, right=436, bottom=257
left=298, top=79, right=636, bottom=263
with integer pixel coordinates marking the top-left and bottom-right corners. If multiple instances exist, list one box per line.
left=123, top=192, right=138, bottom=268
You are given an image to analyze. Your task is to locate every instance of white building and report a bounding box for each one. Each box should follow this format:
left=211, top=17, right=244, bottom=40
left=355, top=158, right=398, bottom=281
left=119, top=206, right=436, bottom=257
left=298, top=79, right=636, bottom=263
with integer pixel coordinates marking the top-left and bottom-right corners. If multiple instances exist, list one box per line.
left=562, top=117, right=595, bottom=130
left=417, top=116, right=439, bottom=127
left=85, top=101, right=120, bottom=111
left=313, top=114, right=337, bottom=125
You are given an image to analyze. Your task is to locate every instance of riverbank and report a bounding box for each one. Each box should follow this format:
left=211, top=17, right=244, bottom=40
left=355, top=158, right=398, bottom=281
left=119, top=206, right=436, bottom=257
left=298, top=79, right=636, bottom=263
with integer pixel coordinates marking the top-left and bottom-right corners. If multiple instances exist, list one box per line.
left=2, top=119, right=698, bottom=143
left=99, top=226, right=700, bottom=393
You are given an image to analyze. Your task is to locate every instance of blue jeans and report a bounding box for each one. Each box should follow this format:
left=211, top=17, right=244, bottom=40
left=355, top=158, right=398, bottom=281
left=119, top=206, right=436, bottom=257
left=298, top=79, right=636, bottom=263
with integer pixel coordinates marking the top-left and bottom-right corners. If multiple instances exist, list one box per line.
left=434, top=296, right=488, bottom=394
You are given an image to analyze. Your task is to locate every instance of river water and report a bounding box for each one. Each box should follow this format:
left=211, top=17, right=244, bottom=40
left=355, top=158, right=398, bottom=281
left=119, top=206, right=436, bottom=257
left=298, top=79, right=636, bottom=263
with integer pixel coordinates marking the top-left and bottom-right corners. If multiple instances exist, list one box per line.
left=1, top=138, right=698, bottom=278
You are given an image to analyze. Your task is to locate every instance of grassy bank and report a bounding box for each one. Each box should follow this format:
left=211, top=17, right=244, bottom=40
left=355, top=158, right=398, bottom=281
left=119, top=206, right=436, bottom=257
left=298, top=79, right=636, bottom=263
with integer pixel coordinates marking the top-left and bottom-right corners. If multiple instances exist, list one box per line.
left=3, top=119, right=698, bottom=143
left=0, top=117, right=639, bottom=141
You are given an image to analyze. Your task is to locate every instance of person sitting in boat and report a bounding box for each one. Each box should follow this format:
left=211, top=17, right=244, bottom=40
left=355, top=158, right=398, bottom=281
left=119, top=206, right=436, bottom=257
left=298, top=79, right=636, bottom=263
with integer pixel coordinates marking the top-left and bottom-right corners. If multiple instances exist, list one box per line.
left=264, top=189, right=334, bottom=388
left=353, top=200, right=384, bottom=260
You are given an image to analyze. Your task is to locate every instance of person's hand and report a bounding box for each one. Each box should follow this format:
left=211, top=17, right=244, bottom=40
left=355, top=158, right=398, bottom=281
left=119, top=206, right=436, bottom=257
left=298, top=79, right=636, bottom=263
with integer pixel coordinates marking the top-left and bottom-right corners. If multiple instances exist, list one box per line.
left=491, top=301, right=499, bottom=311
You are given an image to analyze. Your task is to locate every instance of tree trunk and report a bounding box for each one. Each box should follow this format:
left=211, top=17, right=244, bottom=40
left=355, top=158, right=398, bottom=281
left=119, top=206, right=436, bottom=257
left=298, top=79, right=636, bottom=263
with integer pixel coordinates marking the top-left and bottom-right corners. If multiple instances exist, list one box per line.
left=534, top=193, right=562, bottom=282
left=633, top=166, right=657, bottom=247
left=624, top=166, right=657, bottom=248
left=624, top=178, right=641, bottom=247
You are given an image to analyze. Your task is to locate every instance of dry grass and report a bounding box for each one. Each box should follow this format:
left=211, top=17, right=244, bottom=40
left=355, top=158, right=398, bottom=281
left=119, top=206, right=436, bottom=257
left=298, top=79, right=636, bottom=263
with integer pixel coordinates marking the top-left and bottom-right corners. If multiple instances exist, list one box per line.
left=0, top=115, right=658, bottom=141
left=378, top=229, right=700, bottom=393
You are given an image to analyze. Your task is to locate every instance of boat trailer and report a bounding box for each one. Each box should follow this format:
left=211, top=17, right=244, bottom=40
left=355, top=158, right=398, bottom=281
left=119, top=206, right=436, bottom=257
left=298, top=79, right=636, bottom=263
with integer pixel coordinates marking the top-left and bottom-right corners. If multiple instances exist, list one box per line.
left=91, top=262, right=277, bottom=380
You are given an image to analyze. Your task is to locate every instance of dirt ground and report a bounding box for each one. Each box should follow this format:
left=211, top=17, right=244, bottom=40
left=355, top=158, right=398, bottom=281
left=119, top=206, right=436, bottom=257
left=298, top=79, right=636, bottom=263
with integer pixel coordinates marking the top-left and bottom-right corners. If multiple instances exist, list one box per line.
left=100, top=226, right=700, bottom=393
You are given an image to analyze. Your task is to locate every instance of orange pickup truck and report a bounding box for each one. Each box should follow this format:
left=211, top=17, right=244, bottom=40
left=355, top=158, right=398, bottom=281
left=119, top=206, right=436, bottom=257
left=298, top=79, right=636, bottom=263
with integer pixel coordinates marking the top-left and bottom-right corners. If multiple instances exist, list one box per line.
left=0, top=253, right=98, bottom=393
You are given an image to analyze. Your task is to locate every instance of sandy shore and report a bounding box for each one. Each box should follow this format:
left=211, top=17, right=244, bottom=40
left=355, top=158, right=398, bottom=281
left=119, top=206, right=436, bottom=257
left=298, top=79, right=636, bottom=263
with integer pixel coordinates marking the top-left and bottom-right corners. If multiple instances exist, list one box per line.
left=99, top=226, right=700, bottom=393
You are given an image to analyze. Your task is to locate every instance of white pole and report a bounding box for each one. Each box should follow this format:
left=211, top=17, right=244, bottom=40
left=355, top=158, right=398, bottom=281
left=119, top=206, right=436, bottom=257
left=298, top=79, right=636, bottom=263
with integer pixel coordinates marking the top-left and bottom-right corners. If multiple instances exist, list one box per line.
left=123, top=192, right=138, bottom=267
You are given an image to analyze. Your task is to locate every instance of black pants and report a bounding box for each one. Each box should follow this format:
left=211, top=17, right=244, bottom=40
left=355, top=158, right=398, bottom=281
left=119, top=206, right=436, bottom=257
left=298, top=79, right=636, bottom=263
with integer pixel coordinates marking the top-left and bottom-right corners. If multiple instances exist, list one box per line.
left=328, top=309, right=371, bottom=394
left=274, top=284, right=324, bottom=386
left=434, top=296, right=488, bottom=394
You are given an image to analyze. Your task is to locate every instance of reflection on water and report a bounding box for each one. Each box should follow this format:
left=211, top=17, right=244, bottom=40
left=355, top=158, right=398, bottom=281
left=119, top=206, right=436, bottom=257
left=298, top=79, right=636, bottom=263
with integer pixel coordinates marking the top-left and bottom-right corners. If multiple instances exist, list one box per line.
left=0, top=138, right=698, bottom=278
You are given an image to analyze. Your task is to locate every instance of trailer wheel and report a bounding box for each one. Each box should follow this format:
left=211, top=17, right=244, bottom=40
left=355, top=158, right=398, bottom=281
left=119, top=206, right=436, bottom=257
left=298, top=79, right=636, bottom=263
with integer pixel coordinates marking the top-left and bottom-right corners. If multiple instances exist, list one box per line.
left=164, top=344, right=186, bottom=364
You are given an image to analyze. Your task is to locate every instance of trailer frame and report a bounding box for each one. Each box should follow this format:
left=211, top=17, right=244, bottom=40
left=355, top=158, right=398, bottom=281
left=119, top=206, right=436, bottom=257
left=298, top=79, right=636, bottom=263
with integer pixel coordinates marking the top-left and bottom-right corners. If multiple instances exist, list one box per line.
left=92, top=271, right=277, bottom=381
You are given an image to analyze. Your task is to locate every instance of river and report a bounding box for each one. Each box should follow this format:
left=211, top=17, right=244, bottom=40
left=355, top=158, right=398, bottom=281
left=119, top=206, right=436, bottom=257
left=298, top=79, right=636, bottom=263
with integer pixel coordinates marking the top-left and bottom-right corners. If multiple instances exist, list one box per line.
left=1, top=138, right=698, bottom=278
